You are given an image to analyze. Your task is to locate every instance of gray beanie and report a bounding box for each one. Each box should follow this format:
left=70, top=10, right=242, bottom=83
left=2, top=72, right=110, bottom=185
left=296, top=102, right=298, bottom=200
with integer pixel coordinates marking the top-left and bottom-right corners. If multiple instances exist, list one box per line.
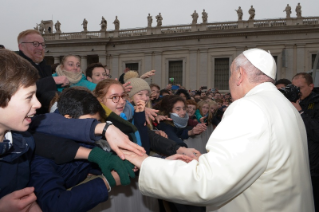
left=124, top=71, right=151, bottom=98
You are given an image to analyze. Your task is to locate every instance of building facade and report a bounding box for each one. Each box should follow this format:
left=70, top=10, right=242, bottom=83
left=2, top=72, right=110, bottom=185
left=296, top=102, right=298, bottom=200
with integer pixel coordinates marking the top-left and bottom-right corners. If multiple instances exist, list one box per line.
left=43, top=15, right=319, bottom=91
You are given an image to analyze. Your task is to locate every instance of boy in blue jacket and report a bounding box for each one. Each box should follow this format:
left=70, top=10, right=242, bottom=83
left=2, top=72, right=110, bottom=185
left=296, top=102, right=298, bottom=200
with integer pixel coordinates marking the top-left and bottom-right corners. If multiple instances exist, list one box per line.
left=0, top=50, right=42, bottom=211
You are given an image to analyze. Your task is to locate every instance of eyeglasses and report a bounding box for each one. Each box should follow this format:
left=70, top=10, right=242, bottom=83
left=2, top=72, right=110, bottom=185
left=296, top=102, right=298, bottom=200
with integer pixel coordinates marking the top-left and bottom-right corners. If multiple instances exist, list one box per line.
left=106, top=93, right=128, bottom=103
left=21, top=41, right=46, bottom=48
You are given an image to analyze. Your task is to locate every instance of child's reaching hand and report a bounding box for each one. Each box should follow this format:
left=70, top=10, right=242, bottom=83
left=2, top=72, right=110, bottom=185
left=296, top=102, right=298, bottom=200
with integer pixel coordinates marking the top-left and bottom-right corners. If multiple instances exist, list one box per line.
left=134, top=100, right=146, bottom=112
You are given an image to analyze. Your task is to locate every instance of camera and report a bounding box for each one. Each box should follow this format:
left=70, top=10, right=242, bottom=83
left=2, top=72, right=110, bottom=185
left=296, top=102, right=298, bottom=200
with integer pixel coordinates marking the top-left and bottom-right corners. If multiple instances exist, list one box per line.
left=278, top=84, right=301, bottom=102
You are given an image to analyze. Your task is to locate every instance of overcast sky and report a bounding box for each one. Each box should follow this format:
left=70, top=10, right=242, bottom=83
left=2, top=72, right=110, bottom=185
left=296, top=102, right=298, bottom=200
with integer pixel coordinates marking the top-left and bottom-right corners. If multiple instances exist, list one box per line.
left=1, top=0, right=318, bottom=51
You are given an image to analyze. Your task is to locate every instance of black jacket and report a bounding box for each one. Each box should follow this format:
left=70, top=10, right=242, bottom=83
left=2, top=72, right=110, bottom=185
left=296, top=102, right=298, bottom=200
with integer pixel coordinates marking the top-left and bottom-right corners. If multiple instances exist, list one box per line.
left=0, top=132, right=34, bottom=198
left=300, top=91, right=319, bottom=176
left=18, top=51, right=57, bottom=114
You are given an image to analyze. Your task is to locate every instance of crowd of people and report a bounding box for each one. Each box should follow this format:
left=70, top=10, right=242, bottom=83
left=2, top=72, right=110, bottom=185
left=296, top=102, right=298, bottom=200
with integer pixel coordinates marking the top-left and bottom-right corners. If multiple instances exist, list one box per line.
left=0, top=29, right=318, bottom=212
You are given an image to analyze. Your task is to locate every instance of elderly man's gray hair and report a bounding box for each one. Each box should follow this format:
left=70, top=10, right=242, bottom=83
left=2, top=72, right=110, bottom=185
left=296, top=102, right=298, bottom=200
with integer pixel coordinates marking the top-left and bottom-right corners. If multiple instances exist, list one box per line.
left=233, top=54, right=275, bottom=84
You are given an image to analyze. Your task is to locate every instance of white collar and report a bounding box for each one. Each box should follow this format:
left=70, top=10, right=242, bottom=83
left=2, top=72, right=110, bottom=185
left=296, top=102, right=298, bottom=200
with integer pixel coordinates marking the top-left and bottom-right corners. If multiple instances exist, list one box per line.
left=4, top=131, right=13, bottom=145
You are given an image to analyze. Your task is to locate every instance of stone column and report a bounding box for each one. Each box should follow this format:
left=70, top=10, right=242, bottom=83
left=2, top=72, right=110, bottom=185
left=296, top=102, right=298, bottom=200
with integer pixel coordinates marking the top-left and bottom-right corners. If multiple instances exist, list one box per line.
left=98, top=54, right=107, bottom=65
left=80, top=56, right=87, bottom=74
left=153, top=52, right=162, bottom=87
left=144, top=53, right=153, bottom=83
left=54, top=56, right=60, bottom=64
left=283, top=46, right=294, bottom=80
left=296, top=45, right=305, bottom=73
left=188, top=49, right=198, bottom=90
left=111, top=55, right=119, bottom=79
left=199, top=49, right=208, bottom=88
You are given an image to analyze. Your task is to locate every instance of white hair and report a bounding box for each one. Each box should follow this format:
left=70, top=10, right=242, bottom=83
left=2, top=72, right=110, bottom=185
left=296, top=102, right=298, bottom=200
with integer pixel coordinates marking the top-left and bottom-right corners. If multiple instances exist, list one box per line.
left=233, top=54, right=275, bottom=84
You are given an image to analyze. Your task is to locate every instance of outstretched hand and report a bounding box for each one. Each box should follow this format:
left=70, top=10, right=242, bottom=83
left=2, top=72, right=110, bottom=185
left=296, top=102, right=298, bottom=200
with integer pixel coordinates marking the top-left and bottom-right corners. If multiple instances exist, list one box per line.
left=176, top=147, right=201, bottom=160
left=155, top=115, right=172, bottom=123
left=88, top=147, right=135, bottom=186
left=140, top=70, right=156, bottom=79
left=145, top=107, right=159, bottom=125
left=121, top=150, right=148, bottom=169
left=104, top=125, right=146, bottom=160
left=166, top=154, right=194, bottom=163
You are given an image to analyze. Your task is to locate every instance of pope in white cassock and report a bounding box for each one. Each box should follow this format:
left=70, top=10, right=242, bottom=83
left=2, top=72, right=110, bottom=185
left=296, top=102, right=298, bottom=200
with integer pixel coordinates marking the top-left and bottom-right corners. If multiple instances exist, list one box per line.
left=123, top=48, right=315, bottom=212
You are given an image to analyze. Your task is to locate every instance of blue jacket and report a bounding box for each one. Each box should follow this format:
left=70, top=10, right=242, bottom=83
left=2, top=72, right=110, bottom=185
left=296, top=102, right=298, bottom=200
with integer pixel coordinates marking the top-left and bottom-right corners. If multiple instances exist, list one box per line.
left=52, top=73, right=96, bottom=92
left=29, top=153, right=108, bottom=212
left=0, top=131, right=34, bottom=198
left=157, top=122, right=188, bottom=147
left=29, top=112, right=101, bottom=143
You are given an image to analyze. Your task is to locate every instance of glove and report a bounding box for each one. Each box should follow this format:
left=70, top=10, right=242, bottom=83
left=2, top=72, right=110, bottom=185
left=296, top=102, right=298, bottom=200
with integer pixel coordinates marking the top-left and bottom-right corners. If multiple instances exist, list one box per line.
left=88, top=147, right=135, bottom=186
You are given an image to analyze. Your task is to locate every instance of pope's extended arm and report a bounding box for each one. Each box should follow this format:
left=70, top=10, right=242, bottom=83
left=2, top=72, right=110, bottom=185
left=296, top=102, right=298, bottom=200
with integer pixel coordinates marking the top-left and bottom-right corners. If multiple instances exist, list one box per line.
left=135, top=100, right=270, bottom=207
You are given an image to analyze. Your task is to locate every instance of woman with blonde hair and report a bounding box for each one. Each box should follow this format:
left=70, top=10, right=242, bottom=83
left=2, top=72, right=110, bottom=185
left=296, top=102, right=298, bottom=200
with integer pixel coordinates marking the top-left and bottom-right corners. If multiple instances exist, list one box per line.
left=53, top=54, right=96, bottom=92
left=195, top=100, right=212, bottom=124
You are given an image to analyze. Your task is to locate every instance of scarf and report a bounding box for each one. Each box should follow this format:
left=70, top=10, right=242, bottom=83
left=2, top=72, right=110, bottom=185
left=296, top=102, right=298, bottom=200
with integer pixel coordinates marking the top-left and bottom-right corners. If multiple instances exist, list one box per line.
left=55, top=64, right=82, bottom=85
left=170, top=113, right=189, bottom=128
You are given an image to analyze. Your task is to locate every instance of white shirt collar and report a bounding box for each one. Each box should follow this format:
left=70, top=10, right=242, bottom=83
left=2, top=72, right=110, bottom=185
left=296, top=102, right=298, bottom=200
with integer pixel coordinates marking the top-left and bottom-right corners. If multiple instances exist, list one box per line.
left=4, top=131, right=13, bottom=145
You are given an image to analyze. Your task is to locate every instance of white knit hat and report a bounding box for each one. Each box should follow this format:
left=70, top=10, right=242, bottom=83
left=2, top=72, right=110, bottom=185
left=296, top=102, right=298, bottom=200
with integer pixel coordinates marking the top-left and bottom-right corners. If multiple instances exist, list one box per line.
left=243, top=48, right=277, bottom=80
left=124, top=71, right=151, bottom=98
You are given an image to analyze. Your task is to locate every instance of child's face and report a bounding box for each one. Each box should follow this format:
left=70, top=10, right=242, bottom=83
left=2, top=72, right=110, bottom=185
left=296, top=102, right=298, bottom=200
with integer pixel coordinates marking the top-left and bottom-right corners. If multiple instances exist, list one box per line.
left=210, top=105, right=217, bottom=114
left=186, top=104, right=196, bottom=117
left=172, top=101, right=186, bottom=118
left=150, top=86, right=160, bottom=100
left=89, top=67, right=107, bottom=84
left=179, top=93, right=186, bottom=100
left=62, top=56, right=81, bottom=73
left=133, top=90, right=150, bottom=105
left=0, top=84, right=41, bottom=133
left=101, top=84, right=126, bottom=115
left=201, top=104, right=209, bottom=115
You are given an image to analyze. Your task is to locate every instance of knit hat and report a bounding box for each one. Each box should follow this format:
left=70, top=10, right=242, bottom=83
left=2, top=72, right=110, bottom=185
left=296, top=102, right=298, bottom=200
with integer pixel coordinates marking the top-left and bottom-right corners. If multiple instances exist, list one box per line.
left=124, top=71, right=151, bottom=98
left=243, top=48, right=277, bottom=80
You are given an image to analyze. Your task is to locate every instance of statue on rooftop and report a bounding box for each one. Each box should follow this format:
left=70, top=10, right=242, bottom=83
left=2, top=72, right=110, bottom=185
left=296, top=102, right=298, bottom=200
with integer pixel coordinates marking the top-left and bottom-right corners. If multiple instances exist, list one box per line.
left=100, top=16, right=107, bottom=31
left=113, top=16, right=120, bottom=31
left=55, top=20, right=61, bottom=33
left=202, top=9, right=208, bottom=24
left=34, top=23, right=39, bottom=31
left=191, top=10, right=198, bottom=24
left=283, top=4, right=291, bottom=18
left=248, top=5, right=255, bottom=20
left=156, top=13, right=163, bottom=27
left=82, top=18, right=88, bottom=32
left=38, top=21, right=44, bottom=34
left=295, top=3, right=302, bottom=18
left=236, top=6, right=243, bottom=21
left=147, top=13, right=153, bottom=27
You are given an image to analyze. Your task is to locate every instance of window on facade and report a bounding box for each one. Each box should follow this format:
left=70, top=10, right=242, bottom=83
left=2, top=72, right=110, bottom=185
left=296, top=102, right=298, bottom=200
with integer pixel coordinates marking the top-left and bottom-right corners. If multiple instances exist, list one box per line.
left=168, top=61, right=183, bottom=85
left=126, top=63, right=139, bottom=71
left=87, top=55, right=99, bottom=65
left=214, top=58, right=229, bottom=90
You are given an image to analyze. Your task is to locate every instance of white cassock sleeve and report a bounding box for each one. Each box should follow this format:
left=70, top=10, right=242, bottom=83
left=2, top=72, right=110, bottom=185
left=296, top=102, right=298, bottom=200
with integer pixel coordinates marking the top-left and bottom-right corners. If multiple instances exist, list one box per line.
left=138, top=98, right=271, bottom=209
